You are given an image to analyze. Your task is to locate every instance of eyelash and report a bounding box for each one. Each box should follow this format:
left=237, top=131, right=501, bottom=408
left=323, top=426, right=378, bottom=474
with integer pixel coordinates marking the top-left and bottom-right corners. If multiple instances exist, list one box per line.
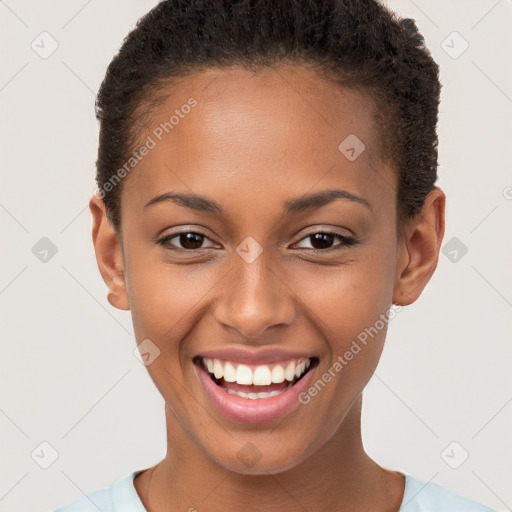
left=156, top=229, right=358, bottom=253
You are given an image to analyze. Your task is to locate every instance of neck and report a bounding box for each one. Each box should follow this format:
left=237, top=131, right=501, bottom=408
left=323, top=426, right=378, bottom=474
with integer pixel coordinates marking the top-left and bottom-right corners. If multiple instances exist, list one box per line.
left=135, top=395, right=405, bottom=512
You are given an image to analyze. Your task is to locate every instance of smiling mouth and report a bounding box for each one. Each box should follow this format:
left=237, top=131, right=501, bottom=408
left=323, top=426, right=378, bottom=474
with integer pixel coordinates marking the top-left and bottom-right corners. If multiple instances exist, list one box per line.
left=193, top=355, right=320, bottom=399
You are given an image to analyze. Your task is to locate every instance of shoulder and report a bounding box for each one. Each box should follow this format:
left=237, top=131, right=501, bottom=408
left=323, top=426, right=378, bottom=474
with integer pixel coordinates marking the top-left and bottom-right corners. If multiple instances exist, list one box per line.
left=400, top=474, right=498, bottom=512
left=49, top=471, right=146, bottom=512
left=50, top=484, right=113, bottom=512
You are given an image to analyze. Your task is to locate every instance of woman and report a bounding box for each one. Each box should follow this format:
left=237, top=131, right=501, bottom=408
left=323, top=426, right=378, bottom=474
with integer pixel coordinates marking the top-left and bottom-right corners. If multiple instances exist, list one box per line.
left=52, top=0, right=498, bottom=510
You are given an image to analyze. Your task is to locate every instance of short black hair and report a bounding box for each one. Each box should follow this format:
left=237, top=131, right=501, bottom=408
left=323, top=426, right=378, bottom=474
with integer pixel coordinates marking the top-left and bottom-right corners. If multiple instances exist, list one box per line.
left=95, top=0, right=441, bottom=233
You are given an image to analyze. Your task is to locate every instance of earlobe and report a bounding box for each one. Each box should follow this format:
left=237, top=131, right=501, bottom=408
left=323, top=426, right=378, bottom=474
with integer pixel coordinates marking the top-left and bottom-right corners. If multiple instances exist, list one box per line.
left=392, top=187, right=446, bottom=306
left=89, top=194, right=130, bottom=311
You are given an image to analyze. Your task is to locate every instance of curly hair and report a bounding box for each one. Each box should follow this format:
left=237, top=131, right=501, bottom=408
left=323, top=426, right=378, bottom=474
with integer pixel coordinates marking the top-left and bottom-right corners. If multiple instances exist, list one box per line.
left=95, top=0, right=441, bottom=233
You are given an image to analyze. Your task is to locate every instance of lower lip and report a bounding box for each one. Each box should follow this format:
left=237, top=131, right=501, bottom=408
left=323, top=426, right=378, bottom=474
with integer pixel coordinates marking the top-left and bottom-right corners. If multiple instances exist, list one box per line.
left=195, top=361, right=317, bottom=424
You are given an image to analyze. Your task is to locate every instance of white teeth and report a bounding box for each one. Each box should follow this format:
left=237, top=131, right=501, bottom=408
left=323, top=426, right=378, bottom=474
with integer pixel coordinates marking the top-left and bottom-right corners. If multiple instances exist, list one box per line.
left=224, top=387, right=290, bottom=399
left=253, top=366, right=272, bottom=385
left=294, top=360, right=306, bottom=378
left=235, top=364, right=253, bottom=385
left=284, top=361, right=296, bottom=381
left=223, top=362, right=237, bottom=382
left=213, top=359, right=223, bottom=379
left=271, top=364, right=285, bottom=383
left=202, top=357, right=311, bottom=385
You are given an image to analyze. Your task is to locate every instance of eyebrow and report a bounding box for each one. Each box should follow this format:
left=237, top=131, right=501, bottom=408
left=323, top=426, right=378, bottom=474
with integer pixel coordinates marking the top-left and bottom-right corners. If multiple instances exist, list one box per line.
left=143, top=189, right=372, bottom=215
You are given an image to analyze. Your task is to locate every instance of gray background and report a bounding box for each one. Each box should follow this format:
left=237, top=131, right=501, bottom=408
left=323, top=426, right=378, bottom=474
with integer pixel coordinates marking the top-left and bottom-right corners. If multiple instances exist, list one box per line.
left=0, top=1, right=511, bottom=511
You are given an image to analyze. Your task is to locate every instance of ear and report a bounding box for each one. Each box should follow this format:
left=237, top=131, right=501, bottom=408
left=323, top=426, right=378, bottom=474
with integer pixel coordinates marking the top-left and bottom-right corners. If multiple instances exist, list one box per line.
left=89, top=193, right=130, bottom=311
left=392, top=186, right=446, bottom=306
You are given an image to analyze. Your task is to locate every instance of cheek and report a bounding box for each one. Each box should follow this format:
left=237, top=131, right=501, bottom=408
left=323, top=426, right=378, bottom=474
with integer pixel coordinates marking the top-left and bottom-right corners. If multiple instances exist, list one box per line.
left=121, top=221, right=223, bottom=341
left=298, top=248, right=396, bottom=344
left=293, top=248, right=397, bottom=428
left=126, top=260, right=214, bottom=345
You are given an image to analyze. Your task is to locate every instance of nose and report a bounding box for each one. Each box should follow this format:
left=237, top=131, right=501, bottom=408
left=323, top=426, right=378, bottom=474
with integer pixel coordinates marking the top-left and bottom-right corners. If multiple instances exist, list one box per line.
left=213, top=249, right=297, bottom=340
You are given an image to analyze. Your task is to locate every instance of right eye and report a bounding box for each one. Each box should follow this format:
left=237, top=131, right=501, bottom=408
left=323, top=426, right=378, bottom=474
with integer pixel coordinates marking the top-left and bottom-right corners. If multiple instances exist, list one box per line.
left=157, top=230, right=217, bottom=251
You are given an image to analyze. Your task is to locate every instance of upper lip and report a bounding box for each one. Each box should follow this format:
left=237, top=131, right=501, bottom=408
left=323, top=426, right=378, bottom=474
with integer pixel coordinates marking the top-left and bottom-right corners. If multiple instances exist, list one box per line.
left=194, top=347, right=316, bottom=365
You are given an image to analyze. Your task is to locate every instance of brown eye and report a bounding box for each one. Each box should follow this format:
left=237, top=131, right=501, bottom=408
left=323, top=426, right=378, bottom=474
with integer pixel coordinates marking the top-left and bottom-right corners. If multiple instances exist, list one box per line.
left=157, top=231, right=216, bottom=251
left=309, top=233, right=336, bottom=250
left=294, top=232, right=357, bottom=251
left=176, top=232, right=205, bottom=250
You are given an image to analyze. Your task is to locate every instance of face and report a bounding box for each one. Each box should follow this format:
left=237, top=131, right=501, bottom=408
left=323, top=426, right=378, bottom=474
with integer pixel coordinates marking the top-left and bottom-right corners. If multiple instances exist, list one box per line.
left=91, top=64, right=444, bottom=475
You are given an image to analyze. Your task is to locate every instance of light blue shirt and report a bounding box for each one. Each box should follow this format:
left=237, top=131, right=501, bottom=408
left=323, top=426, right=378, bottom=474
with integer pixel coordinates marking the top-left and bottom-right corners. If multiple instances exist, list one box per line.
left=50, top=470, right=499, bottom=511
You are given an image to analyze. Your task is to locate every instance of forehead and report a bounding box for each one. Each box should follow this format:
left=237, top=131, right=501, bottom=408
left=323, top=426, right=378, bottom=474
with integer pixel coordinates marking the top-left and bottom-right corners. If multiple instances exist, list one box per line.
left=123, top=64, right=395, bottom=218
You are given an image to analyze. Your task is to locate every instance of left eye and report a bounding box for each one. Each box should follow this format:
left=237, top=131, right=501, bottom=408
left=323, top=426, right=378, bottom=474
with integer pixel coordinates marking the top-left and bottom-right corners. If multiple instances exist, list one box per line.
left=294, top=232, right=356, bottom=250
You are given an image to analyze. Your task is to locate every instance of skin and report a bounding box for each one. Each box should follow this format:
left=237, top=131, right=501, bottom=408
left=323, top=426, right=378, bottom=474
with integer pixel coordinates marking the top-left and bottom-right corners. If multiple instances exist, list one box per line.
left=90, top=64, right=445, bottom=512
